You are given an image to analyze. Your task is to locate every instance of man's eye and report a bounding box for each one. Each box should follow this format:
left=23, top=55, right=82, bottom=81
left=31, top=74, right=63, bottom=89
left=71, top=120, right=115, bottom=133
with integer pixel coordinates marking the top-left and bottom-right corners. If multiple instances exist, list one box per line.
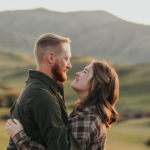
left=84, top=71, right=86, bottom=73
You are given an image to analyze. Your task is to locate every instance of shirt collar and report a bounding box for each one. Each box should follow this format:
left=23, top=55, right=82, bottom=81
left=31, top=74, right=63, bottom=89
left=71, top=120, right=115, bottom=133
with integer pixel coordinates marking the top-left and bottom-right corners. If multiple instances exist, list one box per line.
left=72, top=106, right=97, bottom=118
left=28, top=70, right=63, bottom=93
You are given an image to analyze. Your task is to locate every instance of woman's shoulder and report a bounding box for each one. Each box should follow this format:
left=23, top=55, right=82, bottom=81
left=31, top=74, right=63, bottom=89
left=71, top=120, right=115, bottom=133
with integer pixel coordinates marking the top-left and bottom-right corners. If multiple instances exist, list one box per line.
left=82, top=106, right=106, bottom=130
left=68, top=106, right=104, bottom=127
left=67, top=106, right=107, bottom=150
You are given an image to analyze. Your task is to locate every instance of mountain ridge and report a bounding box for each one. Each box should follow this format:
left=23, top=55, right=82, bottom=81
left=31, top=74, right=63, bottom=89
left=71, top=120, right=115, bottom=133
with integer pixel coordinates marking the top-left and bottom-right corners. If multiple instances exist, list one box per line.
left=0, top=8, right=150, bottom=64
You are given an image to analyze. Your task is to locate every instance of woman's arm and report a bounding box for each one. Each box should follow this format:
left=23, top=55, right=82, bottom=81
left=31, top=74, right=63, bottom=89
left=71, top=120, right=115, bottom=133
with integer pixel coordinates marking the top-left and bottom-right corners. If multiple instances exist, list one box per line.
left=6, top=119, right=47, bottom=150
left=66, top=113, right=98, bottom=150
left=13, top=130, right=47, bottom=150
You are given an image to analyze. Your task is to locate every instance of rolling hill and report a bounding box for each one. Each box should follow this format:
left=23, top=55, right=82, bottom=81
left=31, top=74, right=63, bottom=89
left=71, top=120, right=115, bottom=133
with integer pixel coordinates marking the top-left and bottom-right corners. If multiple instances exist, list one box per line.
left=0, top=8, right=150, bottom=64
left=0, top=51, right=149, bottom=149
left=0, top=51, right=150, bottom=113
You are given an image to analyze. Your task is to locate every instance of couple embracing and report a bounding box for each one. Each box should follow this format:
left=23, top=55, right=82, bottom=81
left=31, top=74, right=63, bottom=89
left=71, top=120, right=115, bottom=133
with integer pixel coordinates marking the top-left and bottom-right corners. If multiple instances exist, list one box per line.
left=6, top=33, right=119, bottom=150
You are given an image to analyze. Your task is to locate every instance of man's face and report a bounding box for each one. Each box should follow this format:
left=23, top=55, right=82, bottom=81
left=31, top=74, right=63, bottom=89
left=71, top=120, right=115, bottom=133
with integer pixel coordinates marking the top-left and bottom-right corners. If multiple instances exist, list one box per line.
left=52, top=43, right=72, bottom=82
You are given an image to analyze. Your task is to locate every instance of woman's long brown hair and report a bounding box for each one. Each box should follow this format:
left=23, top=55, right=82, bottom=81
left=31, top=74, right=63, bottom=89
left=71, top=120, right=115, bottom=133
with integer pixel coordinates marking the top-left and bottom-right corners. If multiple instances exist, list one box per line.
left=74, top=61, right=119, bottom=128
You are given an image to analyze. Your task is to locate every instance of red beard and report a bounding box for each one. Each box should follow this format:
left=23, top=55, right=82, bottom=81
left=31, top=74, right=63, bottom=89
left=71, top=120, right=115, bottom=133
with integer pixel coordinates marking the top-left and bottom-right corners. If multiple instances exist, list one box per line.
left=52, top=61, right=68, bottom=82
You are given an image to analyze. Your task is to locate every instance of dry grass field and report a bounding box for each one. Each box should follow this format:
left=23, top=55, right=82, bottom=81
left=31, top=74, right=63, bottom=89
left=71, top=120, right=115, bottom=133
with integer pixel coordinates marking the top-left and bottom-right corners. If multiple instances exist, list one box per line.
left=0, top=117, right=150, bottom=150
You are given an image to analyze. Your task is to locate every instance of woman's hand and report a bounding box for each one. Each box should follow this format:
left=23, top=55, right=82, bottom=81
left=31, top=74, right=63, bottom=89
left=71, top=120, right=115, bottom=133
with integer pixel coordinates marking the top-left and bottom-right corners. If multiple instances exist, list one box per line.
left=5, top=119, right=24, bottom=138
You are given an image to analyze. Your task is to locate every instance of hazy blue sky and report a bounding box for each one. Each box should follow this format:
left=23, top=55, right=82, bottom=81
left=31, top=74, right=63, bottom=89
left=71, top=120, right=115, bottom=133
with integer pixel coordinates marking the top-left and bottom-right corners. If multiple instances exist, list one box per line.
left=0, top=0, right=150, bottom=25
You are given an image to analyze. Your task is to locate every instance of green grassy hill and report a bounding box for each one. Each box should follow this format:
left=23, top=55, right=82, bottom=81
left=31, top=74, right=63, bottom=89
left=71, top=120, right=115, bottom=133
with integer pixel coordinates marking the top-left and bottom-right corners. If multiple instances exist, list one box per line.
left=106, top=118, right=150, bottom=150
left=0, top=51, right=150, bottom=113
left=0, top=8, right=150, bottom=64
left=0, top=51, right=150, bottom=150
left=0, top=28, right=35, bottom=55
left=0, top=51, right=36, bottom=107
left=114, top=63, right=150, bottom=112
left=0, top=50, right=35, bottom=85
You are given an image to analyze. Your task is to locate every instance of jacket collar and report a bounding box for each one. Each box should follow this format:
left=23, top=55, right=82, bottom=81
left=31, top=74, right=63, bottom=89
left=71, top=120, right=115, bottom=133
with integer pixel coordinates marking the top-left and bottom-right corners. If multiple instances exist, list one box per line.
left=28, top=70, right=63, bottom=93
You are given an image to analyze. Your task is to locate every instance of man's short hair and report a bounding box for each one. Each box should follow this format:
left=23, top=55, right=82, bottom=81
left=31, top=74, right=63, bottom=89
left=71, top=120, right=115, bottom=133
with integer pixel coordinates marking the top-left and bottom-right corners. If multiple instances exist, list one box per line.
left=34, top=33, right=71, bottom=63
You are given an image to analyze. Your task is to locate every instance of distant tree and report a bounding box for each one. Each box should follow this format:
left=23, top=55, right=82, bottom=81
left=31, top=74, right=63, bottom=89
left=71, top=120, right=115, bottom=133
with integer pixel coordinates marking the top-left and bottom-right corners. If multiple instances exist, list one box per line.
left=5, top=91, right=19, bottom=107
left=0, top=97, right=8, bottom=107
left=146, top=138, right=150, bottom=146
left=1, top=112, right=10, bottom=120
left=0, top=91, right=19, bottom=107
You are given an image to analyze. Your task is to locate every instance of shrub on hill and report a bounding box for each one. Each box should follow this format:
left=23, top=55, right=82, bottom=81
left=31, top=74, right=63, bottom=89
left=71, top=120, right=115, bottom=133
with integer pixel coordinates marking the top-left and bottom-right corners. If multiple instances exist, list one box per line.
left=146, top=138, right=150, bottom=146
left=1, top=112, right=10, bottom=120
left=0, top=91, right=19, bottom=107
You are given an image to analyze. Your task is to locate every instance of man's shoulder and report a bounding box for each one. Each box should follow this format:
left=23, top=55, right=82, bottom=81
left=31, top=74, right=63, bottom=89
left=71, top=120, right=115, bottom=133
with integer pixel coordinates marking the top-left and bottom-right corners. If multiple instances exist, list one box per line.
left=17, top=78, right=57, bottom=106
left=26, top=78, right=50, bottom=91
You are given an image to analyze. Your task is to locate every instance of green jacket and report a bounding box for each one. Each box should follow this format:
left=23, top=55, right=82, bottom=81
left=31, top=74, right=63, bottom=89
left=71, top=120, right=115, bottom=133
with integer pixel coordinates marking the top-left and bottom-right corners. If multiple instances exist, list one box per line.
left=7, top=70, right=82, bottom=150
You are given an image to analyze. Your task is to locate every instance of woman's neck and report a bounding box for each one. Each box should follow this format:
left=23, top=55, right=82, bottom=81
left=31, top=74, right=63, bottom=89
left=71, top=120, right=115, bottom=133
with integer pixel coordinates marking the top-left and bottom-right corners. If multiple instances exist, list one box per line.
left=77, top=91, right=88, bottom=102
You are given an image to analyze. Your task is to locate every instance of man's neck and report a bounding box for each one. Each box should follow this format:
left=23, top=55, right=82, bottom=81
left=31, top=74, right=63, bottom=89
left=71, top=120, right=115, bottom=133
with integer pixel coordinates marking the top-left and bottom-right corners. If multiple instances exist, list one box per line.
left=36, top=66, right=55, bottom=81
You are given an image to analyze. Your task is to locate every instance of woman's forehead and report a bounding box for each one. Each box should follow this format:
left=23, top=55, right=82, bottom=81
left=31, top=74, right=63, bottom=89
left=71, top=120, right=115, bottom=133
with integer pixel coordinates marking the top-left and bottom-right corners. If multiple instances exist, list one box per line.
left=85, top=64, right=93, bottom=70
left=85, top=64, right=93, bottom=77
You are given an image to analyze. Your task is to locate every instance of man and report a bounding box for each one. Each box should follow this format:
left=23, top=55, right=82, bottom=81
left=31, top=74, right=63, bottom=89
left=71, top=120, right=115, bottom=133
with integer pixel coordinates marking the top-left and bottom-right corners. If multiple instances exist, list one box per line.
left=7, top=33, right=82, bottom=150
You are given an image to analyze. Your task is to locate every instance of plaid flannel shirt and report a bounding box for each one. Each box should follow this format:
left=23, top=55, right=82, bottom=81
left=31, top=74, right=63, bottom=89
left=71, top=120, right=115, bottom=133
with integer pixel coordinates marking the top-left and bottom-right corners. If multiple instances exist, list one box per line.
left=13, top=106, right=106, bottom=150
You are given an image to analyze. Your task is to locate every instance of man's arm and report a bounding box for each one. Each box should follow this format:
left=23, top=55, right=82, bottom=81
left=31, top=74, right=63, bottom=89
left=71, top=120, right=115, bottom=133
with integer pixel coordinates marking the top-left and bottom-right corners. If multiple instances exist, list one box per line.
left=27, top=94, right=82, bottom=150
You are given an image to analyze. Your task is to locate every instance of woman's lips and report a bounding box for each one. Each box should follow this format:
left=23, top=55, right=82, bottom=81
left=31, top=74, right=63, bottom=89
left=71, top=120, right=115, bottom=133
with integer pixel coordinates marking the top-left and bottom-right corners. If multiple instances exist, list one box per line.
left=75, top=78, right=79, bottom=82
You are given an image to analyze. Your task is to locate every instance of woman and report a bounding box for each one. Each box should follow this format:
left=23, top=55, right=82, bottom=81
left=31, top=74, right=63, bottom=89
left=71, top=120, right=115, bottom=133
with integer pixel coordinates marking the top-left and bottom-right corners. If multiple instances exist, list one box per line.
left=6, top=60, right=119, bottom=150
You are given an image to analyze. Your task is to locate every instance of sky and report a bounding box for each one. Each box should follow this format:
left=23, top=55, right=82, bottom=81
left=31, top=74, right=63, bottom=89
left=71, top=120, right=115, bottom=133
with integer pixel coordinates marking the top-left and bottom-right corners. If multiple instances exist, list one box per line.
left=0, top=0, right=150, bottom=25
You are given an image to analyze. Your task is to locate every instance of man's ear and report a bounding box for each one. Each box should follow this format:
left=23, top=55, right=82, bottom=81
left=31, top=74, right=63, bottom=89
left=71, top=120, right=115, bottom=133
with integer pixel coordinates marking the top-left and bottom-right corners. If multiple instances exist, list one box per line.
left=47, top=52, right=54, bottom=64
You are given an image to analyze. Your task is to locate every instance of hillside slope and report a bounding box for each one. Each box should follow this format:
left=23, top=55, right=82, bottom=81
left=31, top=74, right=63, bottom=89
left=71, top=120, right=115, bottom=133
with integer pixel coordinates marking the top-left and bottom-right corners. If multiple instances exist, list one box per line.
left=0, top=8, right=150, bottom=64
left=0, top=51, right=149, bottom=113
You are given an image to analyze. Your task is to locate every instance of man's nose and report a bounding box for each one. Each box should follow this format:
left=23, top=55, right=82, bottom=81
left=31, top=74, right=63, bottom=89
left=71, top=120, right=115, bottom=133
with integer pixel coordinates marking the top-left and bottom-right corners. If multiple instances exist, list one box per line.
left=67, top=60, right=72, bottom=69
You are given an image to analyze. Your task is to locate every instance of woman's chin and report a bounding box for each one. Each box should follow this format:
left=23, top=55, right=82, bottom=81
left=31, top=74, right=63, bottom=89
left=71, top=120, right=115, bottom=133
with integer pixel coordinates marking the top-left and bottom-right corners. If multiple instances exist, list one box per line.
left=71, top=82, right=75, bottom=89
left=71, top=82, right=77, bottom=91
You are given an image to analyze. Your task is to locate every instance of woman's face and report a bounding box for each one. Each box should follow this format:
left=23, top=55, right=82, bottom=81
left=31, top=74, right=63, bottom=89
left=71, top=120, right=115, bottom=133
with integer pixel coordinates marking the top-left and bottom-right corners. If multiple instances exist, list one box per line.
left=71, top=64, right=93, bottom=95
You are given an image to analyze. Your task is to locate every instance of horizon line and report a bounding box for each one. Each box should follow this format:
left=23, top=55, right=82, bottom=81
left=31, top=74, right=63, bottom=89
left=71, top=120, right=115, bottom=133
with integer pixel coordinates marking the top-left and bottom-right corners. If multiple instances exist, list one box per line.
left=0, top=7, right=150, bottom=26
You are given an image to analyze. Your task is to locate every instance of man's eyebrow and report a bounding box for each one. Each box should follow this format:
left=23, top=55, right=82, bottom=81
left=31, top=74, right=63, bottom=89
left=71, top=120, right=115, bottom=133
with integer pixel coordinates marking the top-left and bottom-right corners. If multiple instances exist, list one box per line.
left=84, top=68, right=89, bottom=72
